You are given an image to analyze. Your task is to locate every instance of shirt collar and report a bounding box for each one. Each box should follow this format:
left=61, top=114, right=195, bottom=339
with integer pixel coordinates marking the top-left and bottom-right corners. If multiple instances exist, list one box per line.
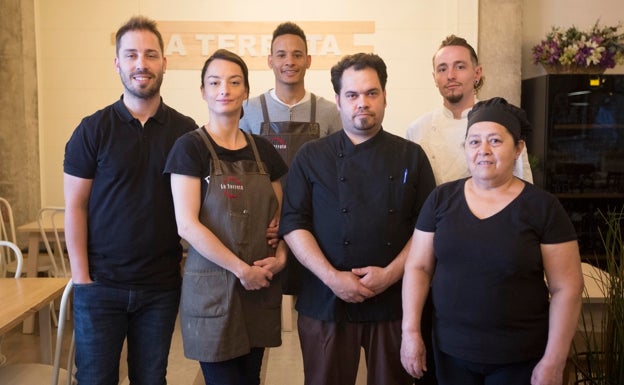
left=441, top=98, right=479, bottom=119
left=113, top=95, right=167, bottom=124
left=339, top=126, right=386, bottom=153
left=268, top=89, right=311, bottom=108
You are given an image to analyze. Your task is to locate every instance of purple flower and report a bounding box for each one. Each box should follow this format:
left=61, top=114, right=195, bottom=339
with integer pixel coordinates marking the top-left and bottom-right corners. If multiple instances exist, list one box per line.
left=531, top=20, right=624, bottom=69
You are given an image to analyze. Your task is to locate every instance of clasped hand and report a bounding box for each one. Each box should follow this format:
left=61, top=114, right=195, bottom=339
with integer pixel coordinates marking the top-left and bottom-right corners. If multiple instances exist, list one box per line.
left=238, top=264, right=273, bottom=290
left=328, top=266, right=391, bottom=303
left=239, top=245, right=287, bottom=291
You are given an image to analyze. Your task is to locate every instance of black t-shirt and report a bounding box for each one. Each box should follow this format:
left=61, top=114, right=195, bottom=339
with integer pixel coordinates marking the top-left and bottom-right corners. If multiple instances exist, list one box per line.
left=416, top=178, right=577, bottom=364
left=63, top=97, right=197, bottom=289
left=164, top=127, right=288, bottom=195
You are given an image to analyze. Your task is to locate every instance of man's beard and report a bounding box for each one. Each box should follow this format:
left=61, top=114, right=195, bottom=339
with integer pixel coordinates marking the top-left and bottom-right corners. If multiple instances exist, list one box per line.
left=444, top=92, right=464, bottom=105
left=353, top=114, right=377, bottom=132
left=120, top=70, right=164, bottom=99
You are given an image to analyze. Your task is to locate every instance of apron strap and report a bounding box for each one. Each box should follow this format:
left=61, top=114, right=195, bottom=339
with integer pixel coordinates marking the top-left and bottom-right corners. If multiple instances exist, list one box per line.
left=260, top=93, right=317, bottom=124
left=195, top=126, right=223, bottom=175
left=260, top=94, right=270, bottom=123
left=243, top=131, right=268, bottom=175
left=309, top=93, right=317, bottom=124
left=197, top=127, right=267, bottom=176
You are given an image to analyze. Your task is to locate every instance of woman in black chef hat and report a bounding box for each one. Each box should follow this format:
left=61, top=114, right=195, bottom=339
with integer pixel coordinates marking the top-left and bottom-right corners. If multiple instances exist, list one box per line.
left=401, top=97, right=584, bottom=385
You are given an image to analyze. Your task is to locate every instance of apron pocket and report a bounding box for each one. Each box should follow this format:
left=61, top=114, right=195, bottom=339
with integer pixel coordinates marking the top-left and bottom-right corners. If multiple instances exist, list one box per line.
left=181, top=269, right=230, bottom=317
left=228, top=210, right=250, bottom=247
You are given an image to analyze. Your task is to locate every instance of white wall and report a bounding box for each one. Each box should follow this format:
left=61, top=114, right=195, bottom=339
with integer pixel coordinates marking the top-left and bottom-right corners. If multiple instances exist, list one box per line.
left=35, top=0, right=479, bottom=206
left=522, top=0, right=624, bottom=79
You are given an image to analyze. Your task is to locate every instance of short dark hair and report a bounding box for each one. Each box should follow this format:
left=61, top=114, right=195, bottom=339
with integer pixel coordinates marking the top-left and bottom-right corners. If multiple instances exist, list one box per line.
left=271, top=22, right=307, bottom=53
left=115, top=16, right=164, bottom=56
left=330, top=53, right=388, bottom=95
left=200, top=49, right=250, bottom=118
left=435, top=35, right=484, bottom=92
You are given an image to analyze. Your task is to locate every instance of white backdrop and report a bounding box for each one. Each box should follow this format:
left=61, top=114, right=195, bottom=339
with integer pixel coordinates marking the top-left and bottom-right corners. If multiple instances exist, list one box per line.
left=34, top=0, right=479, bottom=205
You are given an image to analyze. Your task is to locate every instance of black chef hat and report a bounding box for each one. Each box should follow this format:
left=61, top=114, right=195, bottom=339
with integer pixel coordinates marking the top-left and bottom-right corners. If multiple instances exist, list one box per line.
left=467, top=97, right=532, bottom=140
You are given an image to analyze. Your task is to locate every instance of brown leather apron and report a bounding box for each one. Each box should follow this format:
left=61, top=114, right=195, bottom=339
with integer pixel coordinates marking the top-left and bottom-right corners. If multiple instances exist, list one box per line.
left=259, top=94, right=321, bottom=295
left=180, top=127, right=281, bottom=362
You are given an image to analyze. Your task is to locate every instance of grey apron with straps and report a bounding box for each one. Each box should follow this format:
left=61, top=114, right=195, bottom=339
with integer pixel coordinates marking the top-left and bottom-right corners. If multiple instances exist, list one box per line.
left=180, top=127, right=281, bottom=362
left=259, top=93, right=321, bottom=166
left=259, top=94, right=321, bottom=295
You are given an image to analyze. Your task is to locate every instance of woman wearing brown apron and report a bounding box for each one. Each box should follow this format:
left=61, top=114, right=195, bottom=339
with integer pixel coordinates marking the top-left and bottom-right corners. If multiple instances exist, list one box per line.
left=165, top=49, right=288, bottom=385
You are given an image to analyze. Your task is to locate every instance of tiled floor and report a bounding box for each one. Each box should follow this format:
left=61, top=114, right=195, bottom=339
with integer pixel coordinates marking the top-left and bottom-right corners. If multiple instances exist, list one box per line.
left=0, top=301, right=367, bottom=385
left=3, top=311, right=582, bottom=385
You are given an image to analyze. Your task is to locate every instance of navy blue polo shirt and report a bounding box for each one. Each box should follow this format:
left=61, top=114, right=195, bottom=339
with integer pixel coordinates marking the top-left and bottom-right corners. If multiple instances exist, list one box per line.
left=64, top=97, right=197, bottom=289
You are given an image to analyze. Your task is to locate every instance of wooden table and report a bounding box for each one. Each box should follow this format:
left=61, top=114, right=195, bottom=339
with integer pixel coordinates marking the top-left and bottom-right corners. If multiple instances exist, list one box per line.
left=16, top=214, right=64, bottom=333
left=0, top=278, right=69, bottom=364
left=17, top=213, right=65, bottom=279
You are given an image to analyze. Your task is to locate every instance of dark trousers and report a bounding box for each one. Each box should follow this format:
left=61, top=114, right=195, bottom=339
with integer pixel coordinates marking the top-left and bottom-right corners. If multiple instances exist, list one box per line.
left=434, top=348, right=539, bottom=385
left=200, top=347, right=265, bottom=385
left=298, top=315, right=414, bottom=385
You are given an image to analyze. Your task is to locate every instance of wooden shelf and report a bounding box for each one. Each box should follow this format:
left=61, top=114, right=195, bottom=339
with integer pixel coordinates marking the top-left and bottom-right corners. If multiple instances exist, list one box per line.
left=555, top=193, right=624, bottom=199
left=553, top=124, right=624, bottom=130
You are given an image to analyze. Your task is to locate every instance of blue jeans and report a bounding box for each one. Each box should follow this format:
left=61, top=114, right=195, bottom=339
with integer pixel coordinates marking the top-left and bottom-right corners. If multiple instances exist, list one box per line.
left=200, top=347, right=265, bottom=385
left=72, top=282, right=180, bottom=385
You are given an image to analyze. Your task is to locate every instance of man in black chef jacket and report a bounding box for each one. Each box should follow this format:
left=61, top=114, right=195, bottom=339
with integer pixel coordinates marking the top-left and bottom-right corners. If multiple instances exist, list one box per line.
left=280, top=52, right=437, bottom=385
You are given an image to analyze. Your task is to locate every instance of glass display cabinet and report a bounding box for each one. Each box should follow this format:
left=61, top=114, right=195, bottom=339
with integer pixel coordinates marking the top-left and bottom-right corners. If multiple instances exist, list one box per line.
left=521, top=74, right=624, bottom=258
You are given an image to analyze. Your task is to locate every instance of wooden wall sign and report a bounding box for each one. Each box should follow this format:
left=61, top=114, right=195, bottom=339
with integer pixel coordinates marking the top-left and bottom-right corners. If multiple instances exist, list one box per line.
left=154, top=21, right=375, bottom=70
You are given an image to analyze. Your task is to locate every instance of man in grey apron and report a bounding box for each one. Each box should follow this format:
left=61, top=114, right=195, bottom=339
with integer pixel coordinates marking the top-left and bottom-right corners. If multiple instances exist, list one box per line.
left=239, top=22, right=342, bottom=294
left=239, top=21, right=341, bottom=140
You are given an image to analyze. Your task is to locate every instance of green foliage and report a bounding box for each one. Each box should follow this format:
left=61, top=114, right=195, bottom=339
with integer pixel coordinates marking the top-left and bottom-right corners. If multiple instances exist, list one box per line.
left=572, top=206, right=624, bottom=384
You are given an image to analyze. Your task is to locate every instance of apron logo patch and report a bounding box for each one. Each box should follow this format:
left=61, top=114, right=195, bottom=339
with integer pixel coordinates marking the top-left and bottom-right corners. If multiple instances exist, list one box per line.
left=220, top=176, right=244, bottom=199
left=269, top=136, right=287, bottom=150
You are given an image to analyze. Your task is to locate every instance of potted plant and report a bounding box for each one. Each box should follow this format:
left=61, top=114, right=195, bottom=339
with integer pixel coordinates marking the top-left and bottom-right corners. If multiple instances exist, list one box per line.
left=531, top=20, right=624, bottom=74
left=571, top=206, right=624, bottom=384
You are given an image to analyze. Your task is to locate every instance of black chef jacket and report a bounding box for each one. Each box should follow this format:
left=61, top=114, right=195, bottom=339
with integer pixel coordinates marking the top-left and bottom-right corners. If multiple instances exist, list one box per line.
left=280, top=128, right=435, bottom=322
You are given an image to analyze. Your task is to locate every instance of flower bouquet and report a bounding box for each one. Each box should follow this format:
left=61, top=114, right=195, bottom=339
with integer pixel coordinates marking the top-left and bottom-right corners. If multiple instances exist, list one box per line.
left=532, top=20, right=624, bottom=74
